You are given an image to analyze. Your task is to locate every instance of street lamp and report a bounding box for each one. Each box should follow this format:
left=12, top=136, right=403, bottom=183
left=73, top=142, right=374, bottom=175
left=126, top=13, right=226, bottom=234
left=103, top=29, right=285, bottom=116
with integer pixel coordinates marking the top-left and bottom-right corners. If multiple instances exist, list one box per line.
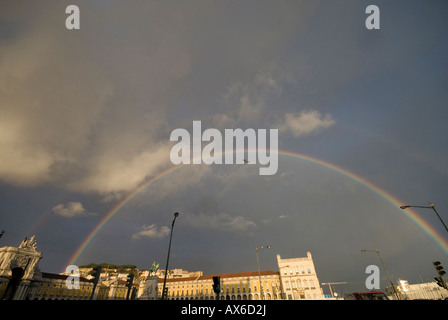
left=400, top=203, right=448, bottom=234
left=279, top=264, right=299, bottom=300
left=361, top=249, right=400, bottom=300
left=256, top=245, right=271, bottom=300
left=162, top=212, right=179, bottom=300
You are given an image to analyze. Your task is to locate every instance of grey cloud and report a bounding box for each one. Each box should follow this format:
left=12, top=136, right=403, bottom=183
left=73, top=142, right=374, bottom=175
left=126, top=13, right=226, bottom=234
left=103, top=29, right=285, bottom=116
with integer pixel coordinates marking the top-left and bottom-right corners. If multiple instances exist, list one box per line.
left=183, top=212, right=257, bottom=234
left=0, top=1, right=315, bottom=197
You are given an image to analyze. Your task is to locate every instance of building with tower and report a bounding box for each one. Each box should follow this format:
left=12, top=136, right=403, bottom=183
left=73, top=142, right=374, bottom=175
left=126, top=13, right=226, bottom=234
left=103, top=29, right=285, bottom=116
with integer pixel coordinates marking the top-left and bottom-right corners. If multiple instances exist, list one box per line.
left=277, top=252, right=324, bottom=300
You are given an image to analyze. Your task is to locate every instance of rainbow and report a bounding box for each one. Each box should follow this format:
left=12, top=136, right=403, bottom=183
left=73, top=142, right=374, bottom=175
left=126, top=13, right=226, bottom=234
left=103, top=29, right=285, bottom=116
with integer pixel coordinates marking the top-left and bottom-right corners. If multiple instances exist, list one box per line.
left=65, top=150, right=448, bottom=269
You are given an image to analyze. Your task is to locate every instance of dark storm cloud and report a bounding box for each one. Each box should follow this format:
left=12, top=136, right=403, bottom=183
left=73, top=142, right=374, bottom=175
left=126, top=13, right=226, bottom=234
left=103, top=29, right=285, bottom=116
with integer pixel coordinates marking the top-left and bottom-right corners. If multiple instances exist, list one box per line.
left=0, top=1, right=447, bottom=296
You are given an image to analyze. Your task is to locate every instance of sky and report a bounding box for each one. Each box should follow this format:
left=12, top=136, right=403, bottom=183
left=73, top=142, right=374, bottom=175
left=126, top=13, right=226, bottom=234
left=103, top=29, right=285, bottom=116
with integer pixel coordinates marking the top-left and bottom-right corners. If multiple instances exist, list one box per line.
left=1, top=0, right=448, bottom=296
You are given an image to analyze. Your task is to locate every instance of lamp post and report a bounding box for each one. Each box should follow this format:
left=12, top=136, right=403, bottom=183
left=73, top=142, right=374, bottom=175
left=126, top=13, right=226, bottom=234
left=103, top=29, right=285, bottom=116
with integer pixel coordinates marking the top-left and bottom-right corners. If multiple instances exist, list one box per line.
left=161, top=212, right=179, bottom=300
left=279, top=265, right=297, bottom=300
left=361, top=249, right=400, bottom=300
left=256, top=245, right=270, bottom=300
left=400, top=203, right=448, bottom=234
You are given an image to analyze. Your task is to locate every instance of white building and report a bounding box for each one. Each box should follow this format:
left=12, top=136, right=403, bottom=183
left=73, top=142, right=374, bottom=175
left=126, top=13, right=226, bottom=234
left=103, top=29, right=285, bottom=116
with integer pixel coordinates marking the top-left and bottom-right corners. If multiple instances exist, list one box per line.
left=277, top=252, right=325, bottom=300
left=387, top=280, right=448, bottom=300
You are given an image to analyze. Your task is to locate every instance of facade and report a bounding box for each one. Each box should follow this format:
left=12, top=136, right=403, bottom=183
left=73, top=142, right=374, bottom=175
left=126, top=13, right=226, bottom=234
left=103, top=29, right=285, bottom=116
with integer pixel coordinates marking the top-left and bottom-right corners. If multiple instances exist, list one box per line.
left=158, top=270, right=282, bottom=300
left=153, top=251, right=325, bottom=300
left=277, top=252, right=325, bottom=300
left=1, top=238, right=324, bottom=300
left=155, top=268, right=204, bottom=279
left=24, top=271, right=136, bottom=300
left=27, top=271, right=94, bottom=300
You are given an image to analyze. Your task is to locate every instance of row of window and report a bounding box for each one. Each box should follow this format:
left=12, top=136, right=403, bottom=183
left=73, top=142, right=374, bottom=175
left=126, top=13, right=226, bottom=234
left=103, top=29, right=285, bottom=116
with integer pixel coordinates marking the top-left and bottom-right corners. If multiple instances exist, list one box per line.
left=167, top=293, right=282, bottom=300
left=284, top=279, right=316, bottom=290
left=282, top=267, right=312, bottom=275
left=164, top=280, right=280, bottom=297
left=31, top=281, right=130, bottom=300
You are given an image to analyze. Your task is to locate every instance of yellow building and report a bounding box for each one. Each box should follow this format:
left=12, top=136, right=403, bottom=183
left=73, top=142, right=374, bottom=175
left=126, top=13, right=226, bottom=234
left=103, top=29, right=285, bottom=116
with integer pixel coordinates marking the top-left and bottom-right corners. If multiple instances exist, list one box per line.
left=27, top=272, right=94, bottom=300
left=25, top=271, right=136, bottom=300
left=159, top=270, right=282, bottom=300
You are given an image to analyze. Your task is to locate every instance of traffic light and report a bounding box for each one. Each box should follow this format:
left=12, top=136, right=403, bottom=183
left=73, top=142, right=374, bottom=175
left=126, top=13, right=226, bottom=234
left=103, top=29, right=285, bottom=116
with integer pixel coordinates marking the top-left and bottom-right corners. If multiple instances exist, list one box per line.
left=126, top=273, right=134, bottom=289
left=212, top=276, right=220, bottom=294
left=126, top=273, right=135, bottom=300
left=90, top=266, right=102, bottom=285
left=433, top=261, right=447, bottom=290
left=89, top=266, right=102, bottom=300
left=433, top=261, right=446, bottom=276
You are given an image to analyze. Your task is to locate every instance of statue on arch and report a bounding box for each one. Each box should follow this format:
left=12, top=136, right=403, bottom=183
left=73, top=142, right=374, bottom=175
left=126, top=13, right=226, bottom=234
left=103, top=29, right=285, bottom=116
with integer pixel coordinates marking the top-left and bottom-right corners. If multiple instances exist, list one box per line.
left=19, top=236, right=37, bottom=250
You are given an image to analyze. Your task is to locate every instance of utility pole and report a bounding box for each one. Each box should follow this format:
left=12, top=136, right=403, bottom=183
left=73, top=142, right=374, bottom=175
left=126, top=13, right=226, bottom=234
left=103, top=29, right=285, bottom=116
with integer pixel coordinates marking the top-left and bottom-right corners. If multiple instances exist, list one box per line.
left=162, top=212, right=179, bottom=300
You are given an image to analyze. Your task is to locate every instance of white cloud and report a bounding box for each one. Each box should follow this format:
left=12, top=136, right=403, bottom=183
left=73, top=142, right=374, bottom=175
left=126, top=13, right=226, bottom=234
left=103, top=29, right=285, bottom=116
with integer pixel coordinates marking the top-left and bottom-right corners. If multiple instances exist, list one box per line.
left=132, top=224, right=170, bottom=239
left=75, top=144, right=172, bottom=195
left=278, top=110, right=335, bottom=137
left=52, top=202, right=89, bottom=218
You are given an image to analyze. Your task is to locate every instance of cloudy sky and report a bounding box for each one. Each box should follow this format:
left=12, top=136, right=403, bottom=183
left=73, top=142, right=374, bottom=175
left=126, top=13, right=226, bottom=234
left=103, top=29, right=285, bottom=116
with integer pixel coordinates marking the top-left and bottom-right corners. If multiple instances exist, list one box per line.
left=1, top=0, right=447, bottom=295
